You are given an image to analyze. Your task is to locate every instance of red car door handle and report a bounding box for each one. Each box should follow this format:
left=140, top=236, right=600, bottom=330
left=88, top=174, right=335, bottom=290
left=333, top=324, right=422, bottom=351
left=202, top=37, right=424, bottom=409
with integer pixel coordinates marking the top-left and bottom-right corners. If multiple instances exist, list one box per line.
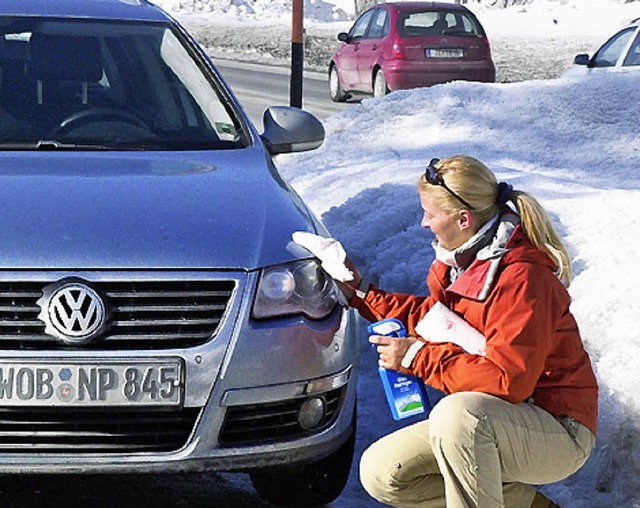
left=372, top=44, right=377, bottom=50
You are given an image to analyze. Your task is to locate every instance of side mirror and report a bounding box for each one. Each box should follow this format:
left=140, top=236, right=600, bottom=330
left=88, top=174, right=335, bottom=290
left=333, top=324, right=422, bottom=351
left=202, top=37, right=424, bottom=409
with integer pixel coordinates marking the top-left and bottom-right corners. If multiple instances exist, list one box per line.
left=337, top=32, right=349, bottom=43
left=261, top=106, right=325, bottom=155
left=573, top=54, right=590, bottom=66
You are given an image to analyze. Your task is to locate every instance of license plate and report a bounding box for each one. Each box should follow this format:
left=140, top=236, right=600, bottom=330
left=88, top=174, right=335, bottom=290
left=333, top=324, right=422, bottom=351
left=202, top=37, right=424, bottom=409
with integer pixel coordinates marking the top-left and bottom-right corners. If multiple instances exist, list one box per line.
left=0, top=360, right=183, bottom=407
left=426, top=48, right=464, bottom=59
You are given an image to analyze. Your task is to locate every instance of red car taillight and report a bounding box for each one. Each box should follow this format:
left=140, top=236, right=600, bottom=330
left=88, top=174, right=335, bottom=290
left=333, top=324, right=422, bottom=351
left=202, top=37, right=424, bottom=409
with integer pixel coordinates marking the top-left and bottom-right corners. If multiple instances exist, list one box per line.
left=392, top=43, right=404, bottom=60
left=479, top=37, right=492, bottom=60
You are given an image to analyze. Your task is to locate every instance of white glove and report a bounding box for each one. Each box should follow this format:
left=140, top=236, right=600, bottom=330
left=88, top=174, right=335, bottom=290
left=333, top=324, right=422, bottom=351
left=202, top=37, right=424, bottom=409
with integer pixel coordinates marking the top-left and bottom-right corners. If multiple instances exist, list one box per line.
left=292, top=231, right=354, bottom=282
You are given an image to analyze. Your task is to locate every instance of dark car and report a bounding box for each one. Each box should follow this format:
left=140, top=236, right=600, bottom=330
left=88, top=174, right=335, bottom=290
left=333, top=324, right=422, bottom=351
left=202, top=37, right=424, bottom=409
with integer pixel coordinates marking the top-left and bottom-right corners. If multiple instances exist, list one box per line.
left=0, top=0, right=358, bottom=506
left=329, top=1, right=496, bottom=101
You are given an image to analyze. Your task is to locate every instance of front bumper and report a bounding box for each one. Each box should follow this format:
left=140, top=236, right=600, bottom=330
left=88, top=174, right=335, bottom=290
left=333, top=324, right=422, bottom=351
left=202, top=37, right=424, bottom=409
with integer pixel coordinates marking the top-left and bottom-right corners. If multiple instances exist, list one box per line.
left=0, top=270, right=359, bottom=473
left=0, top=367, right=357, bottom=474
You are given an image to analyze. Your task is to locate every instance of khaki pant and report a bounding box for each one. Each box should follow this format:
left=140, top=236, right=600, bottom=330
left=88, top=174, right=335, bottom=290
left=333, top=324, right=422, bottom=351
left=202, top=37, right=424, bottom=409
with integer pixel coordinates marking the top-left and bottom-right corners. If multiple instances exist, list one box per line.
left=360, top=392, right=595, bottom=508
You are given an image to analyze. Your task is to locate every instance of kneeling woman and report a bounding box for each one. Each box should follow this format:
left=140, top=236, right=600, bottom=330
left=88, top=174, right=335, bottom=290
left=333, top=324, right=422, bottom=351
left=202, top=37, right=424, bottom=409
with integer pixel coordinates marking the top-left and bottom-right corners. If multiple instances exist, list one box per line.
left=341, top=155, right=598, bottom=507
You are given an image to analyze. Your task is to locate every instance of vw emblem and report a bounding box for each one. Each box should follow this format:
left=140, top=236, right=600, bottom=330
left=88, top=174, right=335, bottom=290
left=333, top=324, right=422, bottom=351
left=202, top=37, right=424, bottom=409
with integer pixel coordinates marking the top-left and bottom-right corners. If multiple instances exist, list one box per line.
left=37, top=281, right=106, bottom=344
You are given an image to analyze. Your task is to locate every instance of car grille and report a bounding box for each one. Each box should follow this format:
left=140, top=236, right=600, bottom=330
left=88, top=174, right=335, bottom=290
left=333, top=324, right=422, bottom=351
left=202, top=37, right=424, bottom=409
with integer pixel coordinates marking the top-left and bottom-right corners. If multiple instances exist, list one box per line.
left=0, top=407, right=200, bottom=453
left=218, top=387, right=345, bottom=446
left=0, top=279, right=235, bottom=350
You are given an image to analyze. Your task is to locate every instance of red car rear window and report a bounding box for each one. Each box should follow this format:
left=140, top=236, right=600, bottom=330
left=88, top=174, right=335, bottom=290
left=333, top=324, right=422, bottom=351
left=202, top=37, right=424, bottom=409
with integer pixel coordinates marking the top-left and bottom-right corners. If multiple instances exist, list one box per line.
left=398, top=10, right=483, bottom=38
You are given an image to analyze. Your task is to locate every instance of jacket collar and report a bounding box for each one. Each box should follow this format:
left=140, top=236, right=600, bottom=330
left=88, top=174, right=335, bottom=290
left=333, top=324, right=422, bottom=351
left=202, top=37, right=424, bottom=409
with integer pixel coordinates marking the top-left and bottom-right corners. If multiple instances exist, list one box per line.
left=433, top=213, right=500, bottom=272
left=433, top=210, right=531, bottom=301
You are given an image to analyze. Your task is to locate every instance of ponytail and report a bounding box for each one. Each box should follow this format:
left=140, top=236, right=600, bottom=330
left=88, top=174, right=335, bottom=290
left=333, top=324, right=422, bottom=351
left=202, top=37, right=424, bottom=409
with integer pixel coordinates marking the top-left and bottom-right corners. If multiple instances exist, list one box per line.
left=510, top=190, right=572, bottom=286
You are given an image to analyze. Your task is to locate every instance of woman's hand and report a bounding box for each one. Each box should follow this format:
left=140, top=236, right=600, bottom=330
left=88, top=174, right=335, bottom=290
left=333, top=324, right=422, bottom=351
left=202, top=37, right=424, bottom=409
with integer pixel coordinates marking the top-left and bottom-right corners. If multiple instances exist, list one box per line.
left=334, top=257, right=362, bottom=300
left=369, top=334, right=419, bottom=370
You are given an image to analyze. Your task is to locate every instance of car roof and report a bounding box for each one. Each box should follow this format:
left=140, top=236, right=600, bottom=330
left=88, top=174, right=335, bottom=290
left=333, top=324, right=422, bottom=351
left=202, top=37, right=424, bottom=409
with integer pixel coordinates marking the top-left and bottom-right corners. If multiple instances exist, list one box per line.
left=0, top=0, right=169, bottom=23
left=377, top=2, right=469, bottom=12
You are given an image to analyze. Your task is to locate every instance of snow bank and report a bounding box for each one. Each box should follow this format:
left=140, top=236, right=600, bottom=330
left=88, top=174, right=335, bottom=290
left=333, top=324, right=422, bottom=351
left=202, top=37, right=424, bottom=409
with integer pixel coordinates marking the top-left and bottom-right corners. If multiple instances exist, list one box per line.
left=279, top=72, right=640, bottom=506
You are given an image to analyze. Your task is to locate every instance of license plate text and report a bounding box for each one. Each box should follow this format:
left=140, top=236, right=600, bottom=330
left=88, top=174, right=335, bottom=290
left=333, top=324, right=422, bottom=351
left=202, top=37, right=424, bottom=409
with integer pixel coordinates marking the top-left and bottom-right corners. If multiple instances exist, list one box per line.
left=0, top=362, right=182, bottom=407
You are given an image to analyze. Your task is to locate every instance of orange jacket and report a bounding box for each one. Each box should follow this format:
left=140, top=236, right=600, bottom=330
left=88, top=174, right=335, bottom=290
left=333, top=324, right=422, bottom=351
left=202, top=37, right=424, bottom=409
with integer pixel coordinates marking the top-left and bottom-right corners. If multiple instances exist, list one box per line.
left=351, top=224, right=598, bottom=435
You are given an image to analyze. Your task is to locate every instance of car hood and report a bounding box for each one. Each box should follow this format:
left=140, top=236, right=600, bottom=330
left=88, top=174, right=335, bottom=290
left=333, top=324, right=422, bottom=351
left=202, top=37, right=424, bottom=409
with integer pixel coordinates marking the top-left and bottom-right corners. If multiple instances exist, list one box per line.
left=0, top=148, right=317, bottom=270
left=560, top=66, right=591, bottom=78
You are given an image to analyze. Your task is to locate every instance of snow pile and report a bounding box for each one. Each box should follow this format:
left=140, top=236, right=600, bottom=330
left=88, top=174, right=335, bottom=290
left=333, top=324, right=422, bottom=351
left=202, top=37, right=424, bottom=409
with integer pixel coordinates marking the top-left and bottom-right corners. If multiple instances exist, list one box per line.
left=479, top=0, right=638, bottom=38
left=278, top=72, right=640, bottom=507
left=153, top=0, right=351, bottom=22
left=155, top=0, right=638, bottom=32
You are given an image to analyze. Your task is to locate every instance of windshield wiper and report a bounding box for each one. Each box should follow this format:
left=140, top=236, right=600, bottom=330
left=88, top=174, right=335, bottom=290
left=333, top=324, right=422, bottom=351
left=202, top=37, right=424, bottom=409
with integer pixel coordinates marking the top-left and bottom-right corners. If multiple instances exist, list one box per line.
left=0, top=140, right=113, bottom=151
left=0, top=139, right=223, bottom=151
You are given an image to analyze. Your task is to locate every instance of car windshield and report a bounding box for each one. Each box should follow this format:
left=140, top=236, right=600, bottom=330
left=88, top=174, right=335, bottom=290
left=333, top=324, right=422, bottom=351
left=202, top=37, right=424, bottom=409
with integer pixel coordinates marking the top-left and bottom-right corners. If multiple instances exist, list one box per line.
left=398, top=10, right=482, bottom=37
left=0, top=18, right=246, bottom=150
left=592, top=26, right=636, bottom=68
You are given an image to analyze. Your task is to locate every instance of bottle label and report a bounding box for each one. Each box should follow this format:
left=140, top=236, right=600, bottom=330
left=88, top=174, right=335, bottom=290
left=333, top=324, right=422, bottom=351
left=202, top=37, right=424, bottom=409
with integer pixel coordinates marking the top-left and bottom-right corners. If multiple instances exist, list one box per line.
left=379, top=368, right=430, bottom=420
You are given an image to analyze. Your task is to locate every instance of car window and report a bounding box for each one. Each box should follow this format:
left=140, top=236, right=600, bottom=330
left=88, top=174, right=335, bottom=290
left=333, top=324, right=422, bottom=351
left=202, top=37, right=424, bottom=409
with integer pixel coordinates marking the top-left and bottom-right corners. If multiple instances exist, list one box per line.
left=349, top=10, right=374, bottom=41
left=443, top=12, right=483, bottom=36
left=592, top=27, right=635, bottom=68
left=622, top=32, right=640, bottom=67
left=397, top=10, right=482, bottom=37
left=0, top=18, right=245, bottom=150
left=368, top=9, right=389, bottom=39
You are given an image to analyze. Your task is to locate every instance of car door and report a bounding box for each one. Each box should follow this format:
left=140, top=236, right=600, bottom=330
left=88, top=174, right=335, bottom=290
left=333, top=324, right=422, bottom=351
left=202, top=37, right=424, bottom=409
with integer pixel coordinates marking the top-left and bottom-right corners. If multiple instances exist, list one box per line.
left=338, top=9, right=375, bottom=90
left=355, top=8, right=389, bottom=91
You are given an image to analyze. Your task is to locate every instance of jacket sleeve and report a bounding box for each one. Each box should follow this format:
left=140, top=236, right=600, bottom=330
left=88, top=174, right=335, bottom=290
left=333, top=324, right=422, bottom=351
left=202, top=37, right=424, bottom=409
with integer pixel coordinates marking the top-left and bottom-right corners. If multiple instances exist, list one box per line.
left=349, top=284, right=437, bottom=336
left=407, top=262, right=564, bottom=403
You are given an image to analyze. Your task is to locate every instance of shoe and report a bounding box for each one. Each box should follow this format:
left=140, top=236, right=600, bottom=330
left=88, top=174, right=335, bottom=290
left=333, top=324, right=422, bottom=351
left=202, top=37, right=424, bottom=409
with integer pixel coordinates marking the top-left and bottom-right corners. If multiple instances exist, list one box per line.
left=530, top=491, right=560, bottom=508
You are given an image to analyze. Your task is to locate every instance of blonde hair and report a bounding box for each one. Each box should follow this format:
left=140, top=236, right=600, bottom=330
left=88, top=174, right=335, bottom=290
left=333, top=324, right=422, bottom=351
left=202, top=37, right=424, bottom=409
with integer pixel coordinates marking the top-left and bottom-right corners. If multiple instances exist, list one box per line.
left=419, top=155, right=572, bottom=286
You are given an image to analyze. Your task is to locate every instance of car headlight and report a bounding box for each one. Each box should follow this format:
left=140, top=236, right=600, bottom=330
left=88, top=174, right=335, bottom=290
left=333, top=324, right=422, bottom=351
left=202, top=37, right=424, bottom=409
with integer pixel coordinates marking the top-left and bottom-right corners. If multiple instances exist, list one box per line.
left=252, top=260, right=339, bottom=320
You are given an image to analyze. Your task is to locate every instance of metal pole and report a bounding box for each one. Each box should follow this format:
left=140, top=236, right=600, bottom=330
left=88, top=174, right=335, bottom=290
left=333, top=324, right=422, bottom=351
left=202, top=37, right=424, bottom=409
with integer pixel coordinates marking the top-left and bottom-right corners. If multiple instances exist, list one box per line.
left=290, top=0, right=304, bottom=108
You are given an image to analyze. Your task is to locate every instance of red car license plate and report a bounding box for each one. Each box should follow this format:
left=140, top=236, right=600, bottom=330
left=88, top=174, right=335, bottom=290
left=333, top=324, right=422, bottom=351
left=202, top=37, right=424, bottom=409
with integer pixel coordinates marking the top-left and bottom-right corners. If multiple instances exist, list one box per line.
left=426, top=48, right=464, bottom=58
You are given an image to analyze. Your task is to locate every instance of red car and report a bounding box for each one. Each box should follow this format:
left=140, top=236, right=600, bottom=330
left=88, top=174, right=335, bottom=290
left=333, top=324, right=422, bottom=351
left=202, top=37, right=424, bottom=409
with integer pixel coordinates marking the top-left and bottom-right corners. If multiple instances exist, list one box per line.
left=329, top=2, right=496, bottom=101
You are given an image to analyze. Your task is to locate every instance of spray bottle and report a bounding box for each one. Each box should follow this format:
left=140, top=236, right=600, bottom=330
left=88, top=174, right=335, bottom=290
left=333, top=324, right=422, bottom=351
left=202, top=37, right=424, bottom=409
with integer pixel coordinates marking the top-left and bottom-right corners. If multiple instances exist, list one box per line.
left=368, top=318, right=430, bottom=421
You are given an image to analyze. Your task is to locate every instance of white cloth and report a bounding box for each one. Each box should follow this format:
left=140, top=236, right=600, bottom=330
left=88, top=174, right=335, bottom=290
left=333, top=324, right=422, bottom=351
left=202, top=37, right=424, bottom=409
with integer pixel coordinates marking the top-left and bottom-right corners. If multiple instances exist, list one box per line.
left=415, top=302, right=486, bottom=356
left=291, top=231, right=354, bottom=282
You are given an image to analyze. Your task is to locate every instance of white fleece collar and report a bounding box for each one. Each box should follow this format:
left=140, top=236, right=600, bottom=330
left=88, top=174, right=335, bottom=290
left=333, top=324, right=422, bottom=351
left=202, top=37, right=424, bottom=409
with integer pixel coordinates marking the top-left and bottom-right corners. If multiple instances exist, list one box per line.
left=434, top=214, right=500, bottom=269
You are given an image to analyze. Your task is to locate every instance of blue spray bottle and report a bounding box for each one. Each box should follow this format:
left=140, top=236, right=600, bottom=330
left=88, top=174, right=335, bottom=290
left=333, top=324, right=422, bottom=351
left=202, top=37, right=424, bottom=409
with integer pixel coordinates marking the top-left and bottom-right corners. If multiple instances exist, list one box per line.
left=368, top=318, right=430, bottom=421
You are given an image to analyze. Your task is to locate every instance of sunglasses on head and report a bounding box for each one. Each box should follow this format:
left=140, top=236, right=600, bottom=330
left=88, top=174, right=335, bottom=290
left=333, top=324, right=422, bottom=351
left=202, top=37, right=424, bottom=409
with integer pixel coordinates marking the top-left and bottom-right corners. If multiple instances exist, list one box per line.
left=424, top=158, right=475, bottom=210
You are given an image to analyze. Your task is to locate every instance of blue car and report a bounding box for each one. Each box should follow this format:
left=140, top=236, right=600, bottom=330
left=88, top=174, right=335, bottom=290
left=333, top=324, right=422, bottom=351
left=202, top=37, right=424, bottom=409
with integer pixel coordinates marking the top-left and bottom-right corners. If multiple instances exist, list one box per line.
left=0, top=1, right=358, bottom=505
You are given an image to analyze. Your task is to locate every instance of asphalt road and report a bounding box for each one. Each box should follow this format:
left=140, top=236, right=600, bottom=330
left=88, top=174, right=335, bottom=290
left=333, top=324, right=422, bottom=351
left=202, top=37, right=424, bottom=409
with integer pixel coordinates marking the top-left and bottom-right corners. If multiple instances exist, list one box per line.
left=0, top=471, right=272, bottom=507
left=214, top=59, right=353, bottom=127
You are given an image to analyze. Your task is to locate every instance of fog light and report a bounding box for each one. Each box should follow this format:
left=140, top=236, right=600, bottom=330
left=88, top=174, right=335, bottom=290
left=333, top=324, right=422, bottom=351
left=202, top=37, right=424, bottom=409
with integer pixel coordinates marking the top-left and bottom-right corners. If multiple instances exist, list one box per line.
left=298, top=396, right=326, bottom=430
